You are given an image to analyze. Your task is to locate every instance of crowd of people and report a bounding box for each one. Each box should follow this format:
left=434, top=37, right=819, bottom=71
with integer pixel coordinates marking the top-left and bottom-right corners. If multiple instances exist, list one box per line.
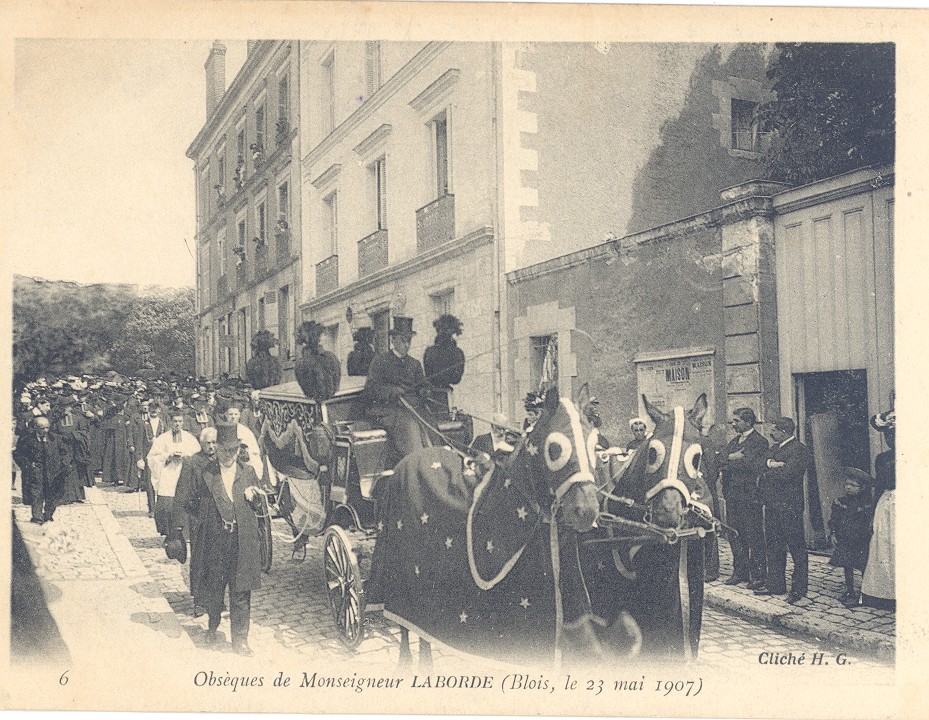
left=11, top=313, right=895, bottom=658
left=701, top=406, right=896, bottom=610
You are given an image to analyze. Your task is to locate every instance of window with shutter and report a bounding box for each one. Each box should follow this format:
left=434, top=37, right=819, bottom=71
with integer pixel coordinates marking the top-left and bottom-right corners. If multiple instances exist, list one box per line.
left=255, top=105, right=265, bottom=149
left=374, top=157, right=387, bottom=230
left=278, top=74, right=289, bottom=126
left=278, top=182, right=290, bottom=223
left=433, top=112, right=449, bottom=198
left=324, top=191, right=338, bottom=255
left=365, top=41, right=382, bottom=97
left=322, top=53, right=335, bottom=133
left=257, top=201, right=266, bottom=244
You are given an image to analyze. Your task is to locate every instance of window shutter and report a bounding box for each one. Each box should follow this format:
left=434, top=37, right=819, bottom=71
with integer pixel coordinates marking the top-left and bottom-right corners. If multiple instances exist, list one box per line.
left=378, top=158, right=388, bottom=230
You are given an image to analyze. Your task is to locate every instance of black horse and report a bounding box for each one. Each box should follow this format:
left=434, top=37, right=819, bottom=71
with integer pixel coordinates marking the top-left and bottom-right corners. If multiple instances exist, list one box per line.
left=582, top=393, right=714, bottom=661
left=365, top=386, right=640, bottom=667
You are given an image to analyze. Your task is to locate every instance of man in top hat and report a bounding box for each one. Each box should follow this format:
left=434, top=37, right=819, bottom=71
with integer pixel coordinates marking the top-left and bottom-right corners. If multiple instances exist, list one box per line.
left=147, top=408, right=201, bottom=537
left=185, top=421, right=264, bottom=655
left=756, top=417, right=810, bottom=603
left=294, top=321, right=341, bottom=401
left=522, top=391, right=545, bottom=434
left=364, top=316, right=432, bottom=465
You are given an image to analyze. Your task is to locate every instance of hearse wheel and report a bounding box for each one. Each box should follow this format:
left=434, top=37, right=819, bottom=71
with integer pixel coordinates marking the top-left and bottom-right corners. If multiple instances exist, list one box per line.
left=323, top=525, right=365, bottom=647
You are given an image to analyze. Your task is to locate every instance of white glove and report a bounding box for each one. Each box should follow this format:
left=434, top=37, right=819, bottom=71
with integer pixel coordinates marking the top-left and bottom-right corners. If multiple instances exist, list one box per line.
left=137, top=459, right=145, bottom=470
left=244, top=485, right=260, bottom=502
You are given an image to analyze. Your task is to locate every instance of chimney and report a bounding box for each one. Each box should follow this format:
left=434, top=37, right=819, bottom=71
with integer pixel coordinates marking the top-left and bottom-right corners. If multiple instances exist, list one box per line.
left=247, top=40, right=259, bottom=57
left=204, top=41, right=227, bottom=119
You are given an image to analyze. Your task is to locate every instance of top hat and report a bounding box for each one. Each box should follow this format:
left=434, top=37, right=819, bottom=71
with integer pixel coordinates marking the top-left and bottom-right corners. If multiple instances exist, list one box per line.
left=215, top=421, right=240, bottom=451
left=389, top=316, right=416, bottom=338
left=353, top=326, right=375, bottom=343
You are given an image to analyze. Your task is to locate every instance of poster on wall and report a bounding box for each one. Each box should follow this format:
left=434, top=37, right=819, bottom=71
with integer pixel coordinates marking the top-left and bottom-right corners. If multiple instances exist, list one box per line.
left=634, top=347, right=716, bottom=430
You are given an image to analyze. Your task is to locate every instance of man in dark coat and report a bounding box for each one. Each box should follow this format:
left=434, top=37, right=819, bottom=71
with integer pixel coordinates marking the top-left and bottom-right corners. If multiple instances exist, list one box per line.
left=364, top=316, right=432, bottom=465
left=131, top=398, right=167, bottom=511
left=469, top=413, right=515, bottom=465
left=101, top=394, right=133, bottom=487
left=294, top=321, right=341, bottom=401
left=174, top=426, right=218, bottom=611
left=245, top=330, right=283, bottom=390
left=51, top=398, right=89, bottom=504
left=756, top=417, right=810, bottom=603
left=185, top=421, right=263, bottom=655
left=719, top=407, right=769, bottom=588
left=13, top=416, right=72, bottom=524
left=347, top=327, right=376, bottom=376
left=423, top=314, right=465, bottom=390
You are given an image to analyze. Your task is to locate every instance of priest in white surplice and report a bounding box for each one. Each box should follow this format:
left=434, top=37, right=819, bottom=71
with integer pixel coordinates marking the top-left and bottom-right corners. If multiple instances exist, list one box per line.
left=148, top=408, right=201, bottom=536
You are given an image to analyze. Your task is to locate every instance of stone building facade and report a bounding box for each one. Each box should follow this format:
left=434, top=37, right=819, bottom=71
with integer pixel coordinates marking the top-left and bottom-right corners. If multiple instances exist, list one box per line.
left=187, top=41, right=302, bottom=381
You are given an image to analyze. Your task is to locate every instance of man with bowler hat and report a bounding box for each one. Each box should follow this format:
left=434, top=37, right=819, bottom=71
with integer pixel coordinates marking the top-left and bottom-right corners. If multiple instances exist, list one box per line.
left=185, top=421, right=263, bottom=655
left=364, top=316, right=432, bottom=465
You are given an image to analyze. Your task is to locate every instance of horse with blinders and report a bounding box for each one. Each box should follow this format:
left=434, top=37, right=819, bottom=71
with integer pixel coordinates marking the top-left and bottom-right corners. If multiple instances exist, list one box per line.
left=365, top=385, right=640, bottom=668
left=582, top=393, right=714, bottom=661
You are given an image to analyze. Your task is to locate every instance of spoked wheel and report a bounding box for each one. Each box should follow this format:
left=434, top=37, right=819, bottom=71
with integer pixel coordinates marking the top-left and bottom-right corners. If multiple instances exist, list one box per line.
left=323, top=525, right=365, bottom=647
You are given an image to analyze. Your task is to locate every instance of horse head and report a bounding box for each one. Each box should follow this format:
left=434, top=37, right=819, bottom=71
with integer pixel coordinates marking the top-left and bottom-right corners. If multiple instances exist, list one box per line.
left=622, top=393, right=709, bottom=529
left=518, top=385, right=600, bottom=533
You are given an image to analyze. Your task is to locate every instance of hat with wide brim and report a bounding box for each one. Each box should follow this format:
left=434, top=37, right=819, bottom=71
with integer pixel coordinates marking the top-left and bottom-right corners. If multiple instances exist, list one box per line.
left=389, top=316, right=416, bottom=338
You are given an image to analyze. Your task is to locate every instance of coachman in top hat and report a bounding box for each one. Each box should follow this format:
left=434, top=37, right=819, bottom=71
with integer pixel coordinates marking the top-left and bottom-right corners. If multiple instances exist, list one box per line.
left=364, top=316, right=432, bottom=466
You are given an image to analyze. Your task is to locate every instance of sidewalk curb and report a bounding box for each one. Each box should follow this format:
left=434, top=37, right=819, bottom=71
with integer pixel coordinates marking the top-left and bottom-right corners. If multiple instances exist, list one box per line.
left=86, top=486, right=196, bottom=649
left=705, top=585, right=895, bottom=661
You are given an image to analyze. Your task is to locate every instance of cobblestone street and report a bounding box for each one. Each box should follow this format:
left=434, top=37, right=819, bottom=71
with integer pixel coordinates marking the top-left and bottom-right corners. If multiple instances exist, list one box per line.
left=11, top=475, right=895, bottom=682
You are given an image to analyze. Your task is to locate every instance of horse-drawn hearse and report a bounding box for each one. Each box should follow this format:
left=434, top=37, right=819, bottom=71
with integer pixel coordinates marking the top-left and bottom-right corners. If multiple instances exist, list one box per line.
left=256, top=378, right=723, bottom=666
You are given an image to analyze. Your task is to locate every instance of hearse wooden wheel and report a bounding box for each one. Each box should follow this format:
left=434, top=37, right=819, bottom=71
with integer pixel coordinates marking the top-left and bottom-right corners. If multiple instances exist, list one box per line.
left=323, top=525, right=365, bottom=647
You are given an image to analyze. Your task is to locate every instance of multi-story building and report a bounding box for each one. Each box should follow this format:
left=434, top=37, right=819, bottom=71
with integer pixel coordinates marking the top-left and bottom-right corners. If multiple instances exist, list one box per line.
left=190, top=40, right=773, bottom=421
left=297, top=41, right=771, bottom=423
left=187, top=41, right=302, bottom=381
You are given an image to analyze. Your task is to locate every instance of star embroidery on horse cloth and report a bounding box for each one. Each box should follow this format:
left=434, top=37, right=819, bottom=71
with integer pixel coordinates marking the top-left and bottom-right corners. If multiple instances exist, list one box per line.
left=519, top=597, right=530, bottom=609
left=414, top=565, right=421, bottom=576
left=516, top=506, right=529, bottom=521
left=420, top=512, right=429, bottom=525
left=377, top=521, right=384, bottom=531
left=444, top=537, right=454, bottom=549
left=459, top=611, right=468, bottom=623
left=396, top=519, right=404, bottom=530
left=503, top=478, right=512, bottom=488
left=486, top=540, right=495, bottom=553
left=526, top=441, right=539, bottom=456
left=431, top=461, right=442, bottom=470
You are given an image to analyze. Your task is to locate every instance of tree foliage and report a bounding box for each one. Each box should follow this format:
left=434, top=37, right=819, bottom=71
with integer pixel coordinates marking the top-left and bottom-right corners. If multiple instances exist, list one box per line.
left=758, top=43, right=895, bottom=185
left=13, top=276, right=195, bottom=382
